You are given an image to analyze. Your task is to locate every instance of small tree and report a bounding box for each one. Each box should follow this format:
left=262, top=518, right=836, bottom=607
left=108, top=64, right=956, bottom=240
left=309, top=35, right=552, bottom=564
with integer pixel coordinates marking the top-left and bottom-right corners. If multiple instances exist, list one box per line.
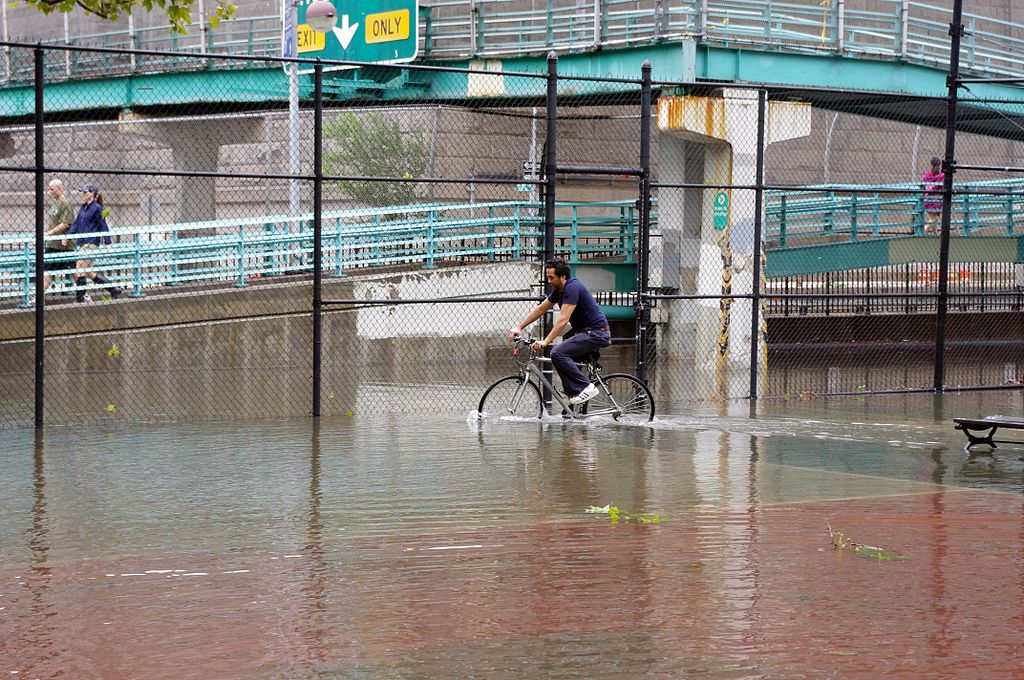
left=20, top=0, right=237, bottom=33
left=323, top=112, right=429, bottom=208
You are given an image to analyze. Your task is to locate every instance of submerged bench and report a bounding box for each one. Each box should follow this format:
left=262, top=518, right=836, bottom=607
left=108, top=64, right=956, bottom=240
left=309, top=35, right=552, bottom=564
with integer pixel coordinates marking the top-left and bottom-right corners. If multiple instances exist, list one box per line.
left=953, top=416, right=1024, bottom=451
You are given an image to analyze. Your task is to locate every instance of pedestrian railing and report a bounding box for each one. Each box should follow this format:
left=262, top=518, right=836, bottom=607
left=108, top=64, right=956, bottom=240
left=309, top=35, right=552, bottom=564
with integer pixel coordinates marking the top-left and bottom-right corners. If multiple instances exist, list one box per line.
left=5, top=188, right=1024, bottom=307
left=0, top=199, right=645, bottom=306
left=766, top=178, right=1024, bottom=247
left=4, top=0, right=1024, bottom=85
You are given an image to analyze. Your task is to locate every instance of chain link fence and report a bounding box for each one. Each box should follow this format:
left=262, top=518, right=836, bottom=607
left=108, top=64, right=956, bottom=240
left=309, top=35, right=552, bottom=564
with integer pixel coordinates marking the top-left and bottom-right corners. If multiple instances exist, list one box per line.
left=1, top=36, right=1023, bottom=428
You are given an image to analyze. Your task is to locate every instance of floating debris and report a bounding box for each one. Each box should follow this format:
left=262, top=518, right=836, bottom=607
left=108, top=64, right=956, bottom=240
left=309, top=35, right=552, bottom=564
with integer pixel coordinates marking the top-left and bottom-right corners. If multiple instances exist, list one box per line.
left=586, top=504, right=660, bottom=524
left=828, top=521, right=910, bottom=561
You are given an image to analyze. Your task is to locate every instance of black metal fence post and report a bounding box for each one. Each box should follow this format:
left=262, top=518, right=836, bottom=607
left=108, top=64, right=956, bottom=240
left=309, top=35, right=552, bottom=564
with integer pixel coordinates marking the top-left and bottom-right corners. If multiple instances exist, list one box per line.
left=635, top=60, right=652, bottom=382
left=749, top=89, right=767, bottom=399
left=935, top=0, right=964, bottom=392
left=312, top=60, right=323, bottom=417
left=544, top=52, right=557, bottom=265
left=33, top=45, right=44, bottom=428
left=541, top=51, right=558, bottom=407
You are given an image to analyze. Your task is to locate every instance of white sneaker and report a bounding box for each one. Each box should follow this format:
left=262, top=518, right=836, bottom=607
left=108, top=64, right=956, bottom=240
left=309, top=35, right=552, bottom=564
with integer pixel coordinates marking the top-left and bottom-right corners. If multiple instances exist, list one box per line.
left=568, top=383, right=599, bottom=405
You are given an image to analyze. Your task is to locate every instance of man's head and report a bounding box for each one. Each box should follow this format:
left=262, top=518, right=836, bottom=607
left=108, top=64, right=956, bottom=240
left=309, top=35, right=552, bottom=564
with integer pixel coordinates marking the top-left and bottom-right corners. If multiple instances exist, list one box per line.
left=544, top=258, right=571, bottom=291
left=47, top=179, right=64, bottom=200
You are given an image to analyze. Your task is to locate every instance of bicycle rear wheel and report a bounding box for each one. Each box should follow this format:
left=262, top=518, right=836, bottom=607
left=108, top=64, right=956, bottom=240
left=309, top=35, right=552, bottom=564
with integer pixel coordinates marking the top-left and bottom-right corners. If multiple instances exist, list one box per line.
left=585, top=374, right=655, bottom=422
left=478, top=375, right=544, bottom=419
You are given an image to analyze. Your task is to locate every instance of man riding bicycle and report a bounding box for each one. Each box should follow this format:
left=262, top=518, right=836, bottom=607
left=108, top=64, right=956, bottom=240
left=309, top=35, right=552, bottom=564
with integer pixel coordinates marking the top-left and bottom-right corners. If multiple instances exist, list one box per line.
left=509, top=258, right=611, bottom=405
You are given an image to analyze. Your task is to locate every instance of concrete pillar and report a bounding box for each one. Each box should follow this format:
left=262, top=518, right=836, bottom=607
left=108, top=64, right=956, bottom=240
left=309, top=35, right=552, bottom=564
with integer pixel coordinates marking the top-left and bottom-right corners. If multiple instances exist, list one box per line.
left=654, top=90, right=811, bottom=401
left=118, top=112, right=265, bottom=227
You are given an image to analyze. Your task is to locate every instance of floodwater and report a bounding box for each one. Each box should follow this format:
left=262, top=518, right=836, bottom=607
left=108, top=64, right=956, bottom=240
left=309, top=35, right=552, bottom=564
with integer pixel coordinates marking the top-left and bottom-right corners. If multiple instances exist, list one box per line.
left=2, top=392, right=1024, bottom=679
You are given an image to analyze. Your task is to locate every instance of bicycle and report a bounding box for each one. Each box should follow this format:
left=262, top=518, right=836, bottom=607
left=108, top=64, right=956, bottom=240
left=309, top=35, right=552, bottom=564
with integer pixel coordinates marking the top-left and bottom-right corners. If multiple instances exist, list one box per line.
left=478, top=334, right=655, bottom=422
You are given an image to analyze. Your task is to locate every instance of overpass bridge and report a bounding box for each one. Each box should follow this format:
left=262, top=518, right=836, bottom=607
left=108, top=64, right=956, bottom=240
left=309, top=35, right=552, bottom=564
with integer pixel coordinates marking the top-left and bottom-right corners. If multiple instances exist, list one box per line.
left=1, top=0, right=1024, bottom=131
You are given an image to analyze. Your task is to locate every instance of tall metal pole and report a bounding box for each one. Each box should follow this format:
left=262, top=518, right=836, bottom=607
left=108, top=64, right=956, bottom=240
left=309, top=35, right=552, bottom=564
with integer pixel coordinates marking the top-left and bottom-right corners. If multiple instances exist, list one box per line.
left=33, top=46, right=44, bottom=428
left=934, top=0, right=964, bottom=392
left=312, top=61, right=324, bottom=418
left=542, top=52, right=558, bottom=408
left=288, top=2, right=302, bottom=269
left=635, top=60, right=652, bottom=382
left=544, top=52, right=557, bottom=265
left=749, top=89, right=767, bottom=399
left=1, top=0, right=10, bottom=85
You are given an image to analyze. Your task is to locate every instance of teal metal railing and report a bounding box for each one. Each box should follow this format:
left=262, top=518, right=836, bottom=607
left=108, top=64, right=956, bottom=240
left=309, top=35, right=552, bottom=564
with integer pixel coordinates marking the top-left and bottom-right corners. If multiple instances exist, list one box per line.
left=4, top=0, right=1024, bottom=84
left=0, top=199, right=644, bottom=306
left=5, top=186, right=1024, bottom=306
left=765, top=178, right=1024, bottom=246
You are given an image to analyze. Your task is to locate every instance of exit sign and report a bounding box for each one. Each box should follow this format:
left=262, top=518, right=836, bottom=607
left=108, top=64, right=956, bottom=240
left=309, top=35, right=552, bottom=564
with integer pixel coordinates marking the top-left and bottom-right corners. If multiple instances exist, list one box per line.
left=285, top=0, right=419, bottom=73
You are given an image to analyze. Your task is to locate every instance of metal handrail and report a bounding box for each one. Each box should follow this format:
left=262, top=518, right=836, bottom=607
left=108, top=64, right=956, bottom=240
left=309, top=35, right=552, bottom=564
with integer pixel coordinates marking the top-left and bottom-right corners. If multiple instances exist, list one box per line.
left=0, top=199, right=646, bottom=305
left=765, top=178, right=1024, bottom=242
left=5, top=189, right=1024, bottom=307
left=3, top=0, right=1024, bottom=84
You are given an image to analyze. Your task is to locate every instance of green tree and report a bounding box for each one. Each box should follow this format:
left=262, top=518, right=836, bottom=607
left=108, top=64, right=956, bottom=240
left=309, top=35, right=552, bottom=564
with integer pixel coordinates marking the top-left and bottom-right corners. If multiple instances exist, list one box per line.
left=20, top=0, right=237, bottom=34
left=323, top=112, right=429, bottom=208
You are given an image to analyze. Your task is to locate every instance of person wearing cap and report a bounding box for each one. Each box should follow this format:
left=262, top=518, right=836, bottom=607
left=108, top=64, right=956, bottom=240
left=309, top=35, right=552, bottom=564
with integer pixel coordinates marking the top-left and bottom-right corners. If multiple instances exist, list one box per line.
left=66, top=183, right=121, bottom=302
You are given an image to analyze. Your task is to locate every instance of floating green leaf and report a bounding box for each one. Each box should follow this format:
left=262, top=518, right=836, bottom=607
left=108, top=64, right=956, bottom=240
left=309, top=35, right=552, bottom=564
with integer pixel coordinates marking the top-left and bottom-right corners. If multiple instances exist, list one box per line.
left=107, top=343, right=121, bottom=358
left=105, top=404, right=116, bottom=413
left=586, top=504, right=660, bottom=524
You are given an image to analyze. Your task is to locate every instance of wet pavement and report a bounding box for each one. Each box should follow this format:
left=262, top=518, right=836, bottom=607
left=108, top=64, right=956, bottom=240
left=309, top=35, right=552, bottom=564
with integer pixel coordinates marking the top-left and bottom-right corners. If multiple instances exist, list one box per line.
left=1, top=391, right=1023, bottom=678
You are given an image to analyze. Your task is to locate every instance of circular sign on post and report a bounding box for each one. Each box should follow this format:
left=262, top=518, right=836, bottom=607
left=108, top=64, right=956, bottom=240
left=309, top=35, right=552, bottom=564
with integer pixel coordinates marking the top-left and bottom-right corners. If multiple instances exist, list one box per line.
left=712, top=191, right=730, bottom=231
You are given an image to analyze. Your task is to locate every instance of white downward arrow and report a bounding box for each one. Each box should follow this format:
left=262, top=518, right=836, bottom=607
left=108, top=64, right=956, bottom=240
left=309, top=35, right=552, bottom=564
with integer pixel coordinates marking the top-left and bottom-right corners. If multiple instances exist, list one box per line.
left=332, top=15, right=359, bottom=50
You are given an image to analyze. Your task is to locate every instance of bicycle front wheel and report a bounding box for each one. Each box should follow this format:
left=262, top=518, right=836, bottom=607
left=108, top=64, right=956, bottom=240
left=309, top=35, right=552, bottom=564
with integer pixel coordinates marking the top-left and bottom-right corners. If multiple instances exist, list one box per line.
left=478, top=375, right=544, bottom=419
left=586, top=374, right=655, bottom=422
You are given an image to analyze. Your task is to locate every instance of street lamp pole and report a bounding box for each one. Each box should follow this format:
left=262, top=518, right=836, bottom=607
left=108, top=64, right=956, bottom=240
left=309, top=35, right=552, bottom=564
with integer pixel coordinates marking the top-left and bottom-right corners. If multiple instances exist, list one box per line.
left=282, top=0, right=337, bottom=414
left=284, top=0, right=337, bottom=270
left=287, top=0, right=302, bottom=269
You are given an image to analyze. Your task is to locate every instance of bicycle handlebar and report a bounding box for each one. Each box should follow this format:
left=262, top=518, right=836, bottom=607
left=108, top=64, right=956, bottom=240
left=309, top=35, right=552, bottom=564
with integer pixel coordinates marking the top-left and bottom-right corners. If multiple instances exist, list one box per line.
left=511, top=333, right=541, bottom=357
left=511, top=332, right=535, bottom=345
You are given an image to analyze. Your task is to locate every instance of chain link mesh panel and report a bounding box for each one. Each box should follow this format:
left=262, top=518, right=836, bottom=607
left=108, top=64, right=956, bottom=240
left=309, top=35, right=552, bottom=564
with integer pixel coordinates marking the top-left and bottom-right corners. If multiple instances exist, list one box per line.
left=4, top=39, right=1024, bottom=428
left=314, top=63, right=549, bottom=415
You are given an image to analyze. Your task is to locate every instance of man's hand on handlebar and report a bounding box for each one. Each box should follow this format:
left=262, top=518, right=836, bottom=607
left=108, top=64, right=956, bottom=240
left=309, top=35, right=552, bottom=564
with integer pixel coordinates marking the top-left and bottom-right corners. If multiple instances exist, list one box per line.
left=508, top=329, right=546, bottom=353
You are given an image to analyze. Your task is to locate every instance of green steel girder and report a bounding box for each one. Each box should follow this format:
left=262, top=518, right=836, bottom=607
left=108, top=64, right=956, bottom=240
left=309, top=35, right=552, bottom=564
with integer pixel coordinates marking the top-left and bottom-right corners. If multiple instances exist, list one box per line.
left=765, top=236, right=1024, bottom=278
left=10, top=39, right=1024, bottom=123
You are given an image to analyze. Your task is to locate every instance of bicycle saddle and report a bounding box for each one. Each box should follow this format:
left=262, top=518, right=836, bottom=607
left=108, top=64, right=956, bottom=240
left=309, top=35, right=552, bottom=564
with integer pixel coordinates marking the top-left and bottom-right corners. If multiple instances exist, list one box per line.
left=576, top=349, right=602, bottom=365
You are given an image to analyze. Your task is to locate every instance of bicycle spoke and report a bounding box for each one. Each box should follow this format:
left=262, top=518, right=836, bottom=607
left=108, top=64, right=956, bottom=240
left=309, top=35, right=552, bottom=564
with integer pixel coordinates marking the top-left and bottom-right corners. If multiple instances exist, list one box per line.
left=587, top=374, right=655, bottom=421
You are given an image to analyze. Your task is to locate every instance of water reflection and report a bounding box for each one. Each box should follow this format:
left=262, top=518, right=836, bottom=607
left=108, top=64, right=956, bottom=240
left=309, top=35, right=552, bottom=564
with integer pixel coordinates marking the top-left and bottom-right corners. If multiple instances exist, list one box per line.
left=302, top=419, right=327, bottom=668
left=1, top=400, right=1023, bottom=677
left=22, top=430, right=57, bottom=676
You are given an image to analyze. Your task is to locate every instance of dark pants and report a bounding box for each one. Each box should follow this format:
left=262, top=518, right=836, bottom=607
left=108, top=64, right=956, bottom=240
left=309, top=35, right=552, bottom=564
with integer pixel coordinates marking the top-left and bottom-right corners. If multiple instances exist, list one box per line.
left=551, top=328, right=611, bottom=396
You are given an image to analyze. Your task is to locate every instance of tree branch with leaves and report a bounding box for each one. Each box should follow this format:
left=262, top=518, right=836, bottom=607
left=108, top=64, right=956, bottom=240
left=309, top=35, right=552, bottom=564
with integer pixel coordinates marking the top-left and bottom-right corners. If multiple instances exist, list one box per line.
left=18, top=0, right=238, bottom=34
left=323, top=112, right=429, bottom=209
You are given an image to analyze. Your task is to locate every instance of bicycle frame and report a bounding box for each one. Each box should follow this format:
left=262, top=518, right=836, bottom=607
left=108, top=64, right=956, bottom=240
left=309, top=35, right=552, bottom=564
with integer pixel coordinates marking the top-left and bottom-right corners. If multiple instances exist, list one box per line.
left=517, top=351, right=620, bottom=419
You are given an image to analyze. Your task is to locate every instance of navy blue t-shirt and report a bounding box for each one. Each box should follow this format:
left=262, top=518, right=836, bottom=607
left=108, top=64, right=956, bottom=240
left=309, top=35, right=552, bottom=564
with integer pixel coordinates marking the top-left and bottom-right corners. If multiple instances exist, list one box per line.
left=68, top=202, right=112, bottom=247
left=547, top=278, right=608, bottom=331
